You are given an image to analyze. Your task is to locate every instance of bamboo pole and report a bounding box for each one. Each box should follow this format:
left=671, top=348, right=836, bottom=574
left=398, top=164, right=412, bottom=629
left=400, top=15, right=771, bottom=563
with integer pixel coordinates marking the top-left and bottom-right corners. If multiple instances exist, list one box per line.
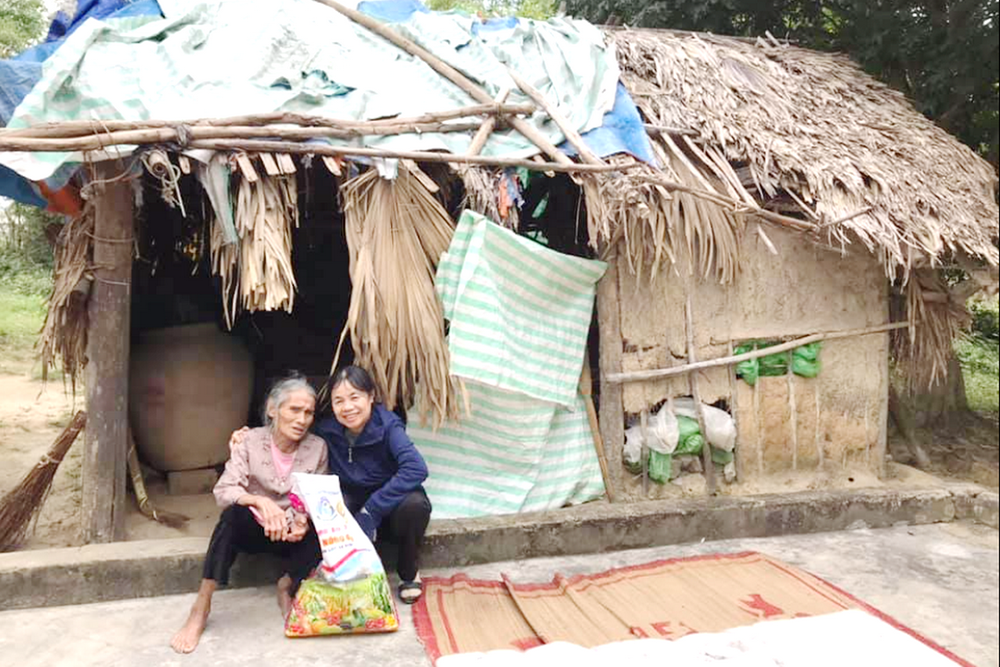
left=684, top=295, right=717, bottom=494
left=180, top=139, right=629, bottom=174
left=506, top=69, right=604, bottom=166
left=0, top=104, right=536, bottom=138
left=643, top=123, right=700, bottom=138
left=580, top=360, right=616, bottom=502
left=0, top=121, right=495, bottom=152
left=639, top=409, right=650, bottom=496
left=310, top=0, right=575, bottom=166
left=605, top=321, right=911, bottom=384
left=467, top=88, right=510, bottom=157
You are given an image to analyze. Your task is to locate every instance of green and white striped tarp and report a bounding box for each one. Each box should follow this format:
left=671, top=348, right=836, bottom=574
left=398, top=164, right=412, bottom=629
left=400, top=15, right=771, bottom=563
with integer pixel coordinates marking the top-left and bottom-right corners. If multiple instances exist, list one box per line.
left=410, top=211, right=606, bottom=518
left=411, top=381, right=605, bottom=518
left=436, top=210, right=607, bottom=407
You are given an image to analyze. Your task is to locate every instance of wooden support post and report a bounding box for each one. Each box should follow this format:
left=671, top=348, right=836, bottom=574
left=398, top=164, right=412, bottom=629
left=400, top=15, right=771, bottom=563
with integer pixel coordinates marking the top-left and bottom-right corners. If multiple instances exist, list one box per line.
left=82, top=160, right=133, bottom=543
left=596, top=250, right=625, bottom=502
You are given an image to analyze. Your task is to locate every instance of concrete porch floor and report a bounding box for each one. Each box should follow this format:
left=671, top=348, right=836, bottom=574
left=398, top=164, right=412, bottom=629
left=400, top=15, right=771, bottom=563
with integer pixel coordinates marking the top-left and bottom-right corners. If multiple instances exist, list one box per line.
left=0, top=521, right=996, bottom=667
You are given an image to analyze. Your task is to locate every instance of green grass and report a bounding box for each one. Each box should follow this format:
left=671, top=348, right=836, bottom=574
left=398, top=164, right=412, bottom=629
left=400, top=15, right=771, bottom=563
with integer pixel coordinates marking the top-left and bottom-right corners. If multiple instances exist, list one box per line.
left=0, top=261, right=51, bottom=366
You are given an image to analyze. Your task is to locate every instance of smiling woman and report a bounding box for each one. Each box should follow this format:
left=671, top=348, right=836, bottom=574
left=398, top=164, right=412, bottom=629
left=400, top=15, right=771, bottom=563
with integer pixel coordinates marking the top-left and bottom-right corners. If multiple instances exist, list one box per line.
left=316, top=365, right=432, bottom=605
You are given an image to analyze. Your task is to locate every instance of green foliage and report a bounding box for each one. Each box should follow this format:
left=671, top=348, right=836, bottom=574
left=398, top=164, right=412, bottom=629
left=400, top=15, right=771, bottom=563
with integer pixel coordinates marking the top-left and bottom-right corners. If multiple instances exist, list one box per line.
left=426, top=0, right=558, bottom=20
left=564, top=0, right=1000, bottom=168
left=0, top=0, right=46, bottom=58
left=0, top=264, right=48, bottom=362
left=969, top=295, right=999, bottom=341
left=1, top=202, right=59, bottom=269
left=956, top=335, right=999, bottom=414
left=957, top=295, right=999, bottom=414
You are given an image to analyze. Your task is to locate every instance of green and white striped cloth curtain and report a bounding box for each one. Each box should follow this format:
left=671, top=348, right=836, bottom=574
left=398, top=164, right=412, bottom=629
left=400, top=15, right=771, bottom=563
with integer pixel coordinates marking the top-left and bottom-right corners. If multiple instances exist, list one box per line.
left=410, top=210, right=606, bottom=518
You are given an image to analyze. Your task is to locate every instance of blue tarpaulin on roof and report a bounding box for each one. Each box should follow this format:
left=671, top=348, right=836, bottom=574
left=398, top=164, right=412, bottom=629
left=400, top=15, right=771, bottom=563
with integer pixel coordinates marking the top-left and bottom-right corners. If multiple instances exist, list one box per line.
left=0, top=0, right=162, bottom=206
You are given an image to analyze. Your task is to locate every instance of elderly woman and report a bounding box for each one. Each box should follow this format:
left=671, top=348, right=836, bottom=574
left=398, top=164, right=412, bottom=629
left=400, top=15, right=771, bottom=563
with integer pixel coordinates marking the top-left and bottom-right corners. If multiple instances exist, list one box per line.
left=228, top=365, right=432, bottom=604
left=171, top=374, right=327, bottom=654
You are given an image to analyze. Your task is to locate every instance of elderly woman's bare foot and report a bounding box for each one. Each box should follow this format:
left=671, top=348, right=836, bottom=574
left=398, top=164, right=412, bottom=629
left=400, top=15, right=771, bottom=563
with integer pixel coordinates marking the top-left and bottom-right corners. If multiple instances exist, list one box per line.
left=276, top=575, right=293, bottom=618
left=171, top=580, right=215, bottom=654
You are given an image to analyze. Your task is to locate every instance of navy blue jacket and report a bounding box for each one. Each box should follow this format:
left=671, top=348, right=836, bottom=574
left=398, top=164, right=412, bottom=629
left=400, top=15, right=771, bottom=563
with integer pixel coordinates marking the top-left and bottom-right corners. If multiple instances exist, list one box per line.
left=314, top=404, right=428, bottom=524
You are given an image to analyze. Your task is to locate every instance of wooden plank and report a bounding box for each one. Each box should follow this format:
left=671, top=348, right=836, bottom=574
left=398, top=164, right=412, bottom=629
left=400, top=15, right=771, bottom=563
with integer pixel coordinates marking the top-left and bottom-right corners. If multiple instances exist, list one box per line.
left=596, top=250, right=625, bottom=502
left=277, top=153, right=297, bottom=174
left=82, top=160, right=133, bottom=543
left=258, top=152, right=281, bottom=176
left=234, top=153, right=258, bottom=182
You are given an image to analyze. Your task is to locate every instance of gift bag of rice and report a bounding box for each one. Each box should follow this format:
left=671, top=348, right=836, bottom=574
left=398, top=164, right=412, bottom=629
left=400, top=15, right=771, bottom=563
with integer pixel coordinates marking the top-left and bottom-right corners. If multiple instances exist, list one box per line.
left=284, top=473, right=399, bottom=637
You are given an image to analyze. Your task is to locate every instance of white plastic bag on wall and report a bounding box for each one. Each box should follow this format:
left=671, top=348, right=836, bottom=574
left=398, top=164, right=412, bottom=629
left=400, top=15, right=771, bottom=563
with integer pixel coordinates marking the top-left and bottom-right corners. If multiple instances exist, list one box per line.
left=673, top=398, right=737, bottom=452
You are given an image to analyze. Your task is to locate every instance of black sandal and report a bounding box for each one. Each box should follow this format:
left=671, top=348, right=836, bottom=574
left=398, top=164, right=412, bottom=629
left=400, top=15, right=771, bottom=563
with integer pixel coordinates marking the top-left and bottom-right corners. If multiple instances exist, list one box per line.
left=398, top=579, right=423, bottom=604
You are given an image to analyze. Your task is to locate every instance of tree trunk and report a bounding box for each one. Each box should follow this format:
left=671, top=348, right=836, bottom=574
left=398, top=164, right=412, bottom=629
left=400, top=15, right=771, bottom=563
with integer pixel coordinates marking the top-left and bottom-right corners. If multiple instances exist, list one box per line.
left=914, top=346, right=968, bottom=429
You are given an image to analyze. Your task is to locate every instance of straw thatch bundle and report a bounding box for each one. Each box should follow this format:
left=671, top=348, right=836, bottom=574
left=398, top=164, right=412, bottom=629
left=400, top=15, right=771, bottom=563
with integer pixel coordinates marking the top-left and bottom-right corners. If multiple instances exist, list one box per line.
left=459, top=166, right=521, bottom=230
left=334, top=163, right=460, bottom=428
left=211, top=168, right=298, bottom=327
left=38, top=204, right=94, bottom=387
left=892, top=270, right=969, bottom=389
left=583, top=146, right=744, bottom=284
left=610, top=29, right=999, bottom=273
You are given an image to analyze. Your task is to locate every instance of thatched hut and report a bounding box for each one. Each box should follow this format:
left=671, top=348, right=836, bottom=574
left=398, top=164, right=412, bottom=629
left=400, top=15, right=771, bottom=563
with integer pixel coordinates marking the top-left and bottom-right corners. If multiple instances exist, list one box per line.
left=596, top=28, right=998, bottom=500
left=0, top=2, right=996, bottom=541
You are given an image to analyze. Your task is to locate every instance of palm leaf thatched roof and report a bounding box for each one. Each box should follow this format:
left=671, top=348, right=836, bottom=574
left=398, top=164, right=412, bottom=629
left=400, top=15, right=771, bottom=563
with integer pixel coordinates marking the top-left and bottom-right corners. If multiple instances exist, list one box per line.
left=609, top=28, right=999, bottom=273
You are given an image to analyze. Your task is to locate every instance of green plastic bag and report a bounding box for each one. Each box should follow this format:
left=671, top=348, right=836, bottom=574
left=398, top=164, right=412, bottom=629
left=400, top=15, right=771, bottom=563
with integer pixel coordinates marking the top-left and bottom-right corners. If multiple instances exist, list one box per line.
left=735, top=340, right=787, bottom=383
left=792, top=342, right=822, bottom=378
left=648, top=450, right=672, bottom=484
left=758, top=350, right=788, bottom=377
left=734, top=342, right=759, bottom=385
left=711, top=447, right=734, bottom=465
left=675, top=416, right=705, bottom=455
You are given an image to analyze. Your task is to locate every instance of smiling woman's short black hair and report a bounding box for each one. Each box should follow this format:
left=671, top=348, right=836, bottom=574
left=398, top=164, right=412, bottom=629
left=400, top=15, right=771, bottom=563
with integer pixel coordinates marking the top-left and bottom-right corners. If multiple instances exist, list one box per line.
left=330, top=365, right=377, bottom=399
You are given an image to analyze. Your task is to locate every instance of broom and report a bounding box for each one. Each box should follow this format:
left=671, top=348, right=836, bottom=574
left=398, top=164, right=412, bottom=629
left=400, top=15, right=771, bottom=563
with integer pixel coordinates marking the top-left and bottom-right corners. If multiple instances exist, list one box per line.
left=0, top=411, right=87, bottom=551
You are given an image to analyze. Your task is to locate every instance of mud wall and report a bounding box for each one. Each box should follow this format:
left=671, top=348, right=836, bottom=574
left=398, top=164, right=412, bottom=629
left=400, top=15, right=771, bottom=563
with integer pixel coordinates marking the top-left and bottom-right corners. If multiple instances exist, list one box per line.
left=611, top=224, right=889, bottom=500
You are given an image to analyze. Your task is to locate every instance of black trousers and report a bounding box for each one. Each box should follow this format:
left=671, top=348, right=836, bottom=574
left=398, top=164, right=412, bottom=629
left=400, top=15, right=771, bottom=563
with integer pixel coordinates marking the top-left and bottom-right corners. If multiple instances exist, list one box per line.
left=202, top=505, right=321, bottom=592
left=347, top=488, right=432, bottom=582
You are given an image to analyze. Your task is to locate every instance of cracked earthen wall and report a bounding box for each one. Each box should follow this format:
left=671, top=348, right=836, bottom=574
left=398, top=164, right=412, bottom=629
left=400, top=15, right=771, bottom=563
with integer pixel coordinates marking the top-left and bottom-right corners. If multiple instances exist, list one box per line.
left=614, top=224, right=889, bottom=495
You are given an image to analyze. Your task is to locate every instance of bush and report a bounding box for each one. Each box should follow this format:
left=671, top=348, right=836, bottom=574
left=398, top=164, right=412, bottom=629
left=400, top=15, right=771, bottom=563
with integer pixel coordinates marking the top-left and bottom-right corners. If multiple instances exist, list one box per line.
left=969, top=296, right=999, bottom=341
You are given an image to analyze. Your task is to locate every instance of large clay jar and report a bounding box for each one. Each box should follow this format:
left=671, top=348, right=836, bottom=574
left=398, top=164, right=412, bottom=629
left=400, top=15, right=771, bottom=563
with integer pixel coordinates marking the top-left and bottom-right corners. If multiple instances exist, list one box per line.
left=129, top=323, right=253, bottom=472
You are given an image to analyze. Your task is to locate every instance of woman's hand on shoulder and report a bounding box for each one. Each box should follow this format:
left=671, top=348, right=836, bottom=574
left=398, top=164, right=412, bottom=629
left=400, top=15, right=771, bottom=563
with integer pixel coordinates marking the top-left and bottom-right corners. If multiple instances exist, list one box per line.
left=229, top=426, right=251, bottom=454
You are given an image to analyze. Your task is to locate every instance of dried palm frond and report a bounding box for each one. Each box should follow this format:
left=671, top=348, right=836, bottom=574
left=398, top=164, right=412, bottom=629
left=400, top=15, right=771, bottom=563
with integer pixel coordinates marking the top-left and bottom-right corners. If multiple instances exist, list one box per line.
left=891, top=269, right=968, bottom=390
left=210, top=169, right=298, bottom=327
left=38, top=204, right=94, bottom=388
left=333, top=163, right=460, bottom=428
left=583, top=142, right=744, bottom=284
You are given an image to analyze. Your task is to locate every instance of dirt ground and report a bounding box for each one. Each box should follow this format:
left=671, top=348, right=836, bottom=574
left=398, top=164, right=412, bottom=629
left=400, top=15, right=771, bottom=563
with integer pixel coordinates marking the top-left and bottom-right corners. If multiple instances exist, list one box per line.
left=0, top=356, right=221, bottom=550
left=1, top=356, right=997, bottom=552
left=0, top=359, right=85, bottom=549
left=887, top=411, right=1000, bottom=488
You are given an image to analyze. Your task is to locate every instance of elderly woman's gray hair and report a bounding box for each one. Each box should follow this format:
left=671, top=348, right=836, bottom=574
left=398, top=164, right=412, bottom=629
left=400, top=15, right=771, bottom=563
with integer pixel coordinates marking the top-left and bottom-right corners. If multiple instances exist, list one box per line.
left=262, top=373, right=317, bottom=429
